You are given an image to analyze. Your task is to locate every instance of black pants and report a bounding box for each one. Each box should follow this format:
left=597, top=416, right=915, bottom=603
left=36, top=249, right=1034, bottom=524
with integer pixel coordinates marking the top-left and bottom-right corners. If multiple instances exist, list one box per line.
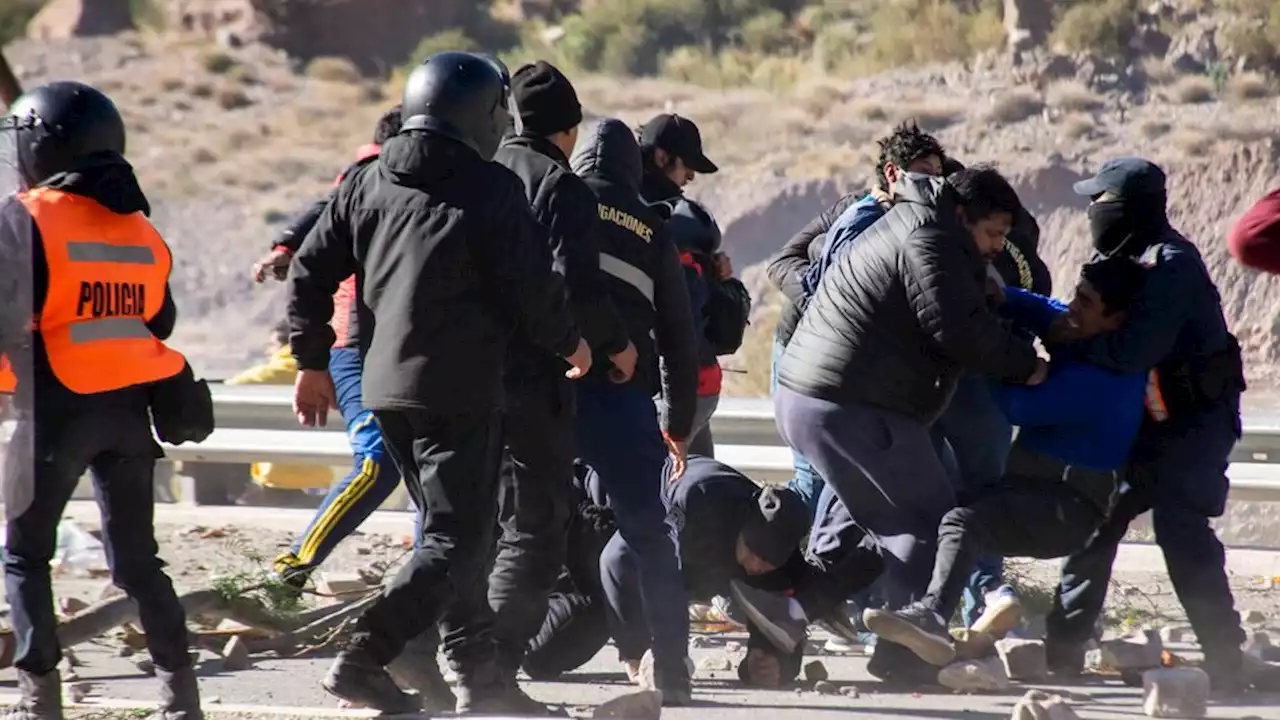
left=920, top=446, right=1112, bottom=621
left=488, top=382, right=575, bottom=671
left=522, top=588, right=610, bottom=680
left=350, top=410, right=502, bottom=673
left=4, top=399, right=190, bottom=675
left=796, top=485, right=885, bottom=621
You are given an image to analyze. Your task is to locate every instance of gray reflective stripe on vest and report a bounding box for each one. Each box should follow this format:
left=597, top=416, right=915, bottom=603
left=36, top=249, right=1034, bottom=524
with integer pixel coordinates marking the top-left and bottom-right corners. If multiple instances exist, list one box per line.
left=600, top=253, right=654, bottom=307
left=67, top=242, right=156, bottom=264
left=69, top=316, right=154, bottom=343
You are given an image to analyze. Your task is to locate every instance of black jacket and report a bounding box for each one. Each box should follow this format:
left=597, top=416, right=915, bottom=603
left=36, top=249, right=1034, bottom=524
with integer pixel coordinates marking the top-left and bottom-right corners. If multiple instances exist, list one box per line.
left=766, top=193, right=857, bottom=347
left=0, top=162, right=177, bottom=411
left=571, top=119, right=699, bottom=440
left=286, top=132, right=581, bottom=414
left=778, top=175, right=1039, bottom=424
left=995, top=207, right=1053, bottom=296
left=494, top=133, right=631, bottom=387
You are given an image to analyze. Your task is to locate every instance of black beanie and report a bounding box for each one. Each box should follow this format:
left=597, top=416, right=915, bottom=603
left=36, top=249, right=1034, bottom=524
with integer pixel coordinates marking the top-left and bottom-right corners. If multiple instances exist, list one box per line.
left=739, top=487, right=809, bottom=569
left=511, top=61, right=583, bottom=137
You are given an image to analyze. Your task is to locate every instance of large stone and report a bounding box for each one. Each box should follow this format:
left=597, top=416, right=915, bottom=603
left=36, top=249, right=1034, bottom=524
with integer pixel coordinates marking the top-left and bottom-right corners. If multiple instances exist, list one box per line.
left=938, top=657, right=1011, bottom=693
left=27, top=0, right=134, bottom=40
left=1141, top=667, right=1210, bottom=718
left=594, top=690, right=662, bottom=719
left=1011, top=689, right=1081, bottom=720
left=996, top=638, right=1048, bottom=681
left=1100, top=630, right=1163, bottom=671
left=1158, top=625, right=1194, bottom=645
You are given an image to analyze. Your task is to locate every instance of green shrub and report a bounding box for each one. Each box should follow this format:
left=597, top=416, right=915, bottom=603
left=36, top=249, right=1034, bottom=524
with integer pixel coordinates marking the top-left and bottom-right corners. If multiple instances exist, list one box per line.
left=1050, top=0, right=1139, bottom=57
left=738, top=10, right=794, bottom=54
left=408, top=28, right=481, bottom=66
left=860, top=0, right=1005, bottom=71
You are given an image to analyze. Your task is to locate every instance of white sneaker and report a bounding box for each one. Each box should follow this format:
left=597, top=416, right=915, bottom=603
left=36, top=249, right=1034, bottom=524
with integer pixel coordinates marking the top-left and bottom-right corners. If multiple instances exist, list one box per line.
left=971, top=586, right=1023, bottom=637
left=823, top=635, right=869, bottom=654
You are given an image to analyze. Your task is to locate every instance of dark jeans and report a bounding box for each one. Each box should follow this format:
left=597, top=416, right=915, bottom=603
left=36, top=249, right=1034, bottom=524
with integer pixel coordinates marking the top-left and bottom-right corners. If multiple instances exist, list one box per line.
left=1048, top=401, right=1245, bottom=663
left=775, top=386, right=956, bottom=611
left=932, top=372, right=1013, bottom=625
left=349, top=410, right=502, bottom=673
left=278, top=347, right=412, bottom=578
left=921, top=446, right=1111, bottom=621
left=575, top=380, right=688, bottom=672
left=688, top=393, right=719, bottom=458
left=4, top=400, right=190, bottom=675
left=488, top=379, right=576, bottom=672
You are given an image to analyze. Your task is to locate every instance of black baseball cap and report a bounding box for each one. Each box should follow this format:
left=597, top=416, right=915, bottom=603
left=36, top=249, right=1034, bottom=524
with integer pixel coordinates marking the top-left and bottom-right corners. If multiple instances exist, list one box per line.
left=637, top=113, right=718, bottom=174
left=1073, top=156, right=1166, bottom=200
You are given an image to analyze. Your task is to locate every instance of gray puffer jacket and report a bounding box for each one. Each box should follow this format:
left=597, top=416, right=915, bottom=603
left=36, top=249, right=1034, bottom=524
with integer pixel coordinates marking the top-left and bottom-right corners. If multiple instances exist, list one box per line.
left=777, top=175, right=1039, bottom=424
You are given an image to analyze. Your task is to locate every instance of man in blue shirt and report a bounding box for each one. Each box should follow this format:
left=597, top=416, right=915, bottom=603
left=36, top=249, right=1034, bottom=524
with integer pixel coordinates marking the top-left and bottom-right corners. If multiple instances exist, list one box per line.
left=861, top=256, right=1148, bottom=667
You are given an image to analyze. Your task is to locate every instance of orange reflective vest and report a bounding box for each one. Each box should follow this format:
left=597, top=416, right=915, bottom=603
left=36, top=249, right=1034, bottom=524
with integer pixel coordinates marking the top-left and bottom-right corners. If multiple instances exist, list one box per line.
left=19, top=188, right=186, bottom=395
left=0, top=355, right=14, bottom=394
left=1145, top=369, right=1169, bottom=423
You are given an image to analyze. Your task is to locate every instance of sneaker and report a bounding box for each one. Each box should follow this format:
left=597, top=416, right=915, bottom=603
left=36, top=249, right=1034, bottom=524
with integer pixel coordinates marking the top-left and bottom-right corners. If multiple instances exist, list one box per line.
left=455, top=665, right=550, bottom=716
left=322, top=650, right=420, bottom=715
left=6, top=669, right=64, bottom=720
left=816, top=609, right=870, bottom=647
left=970, top=586, right=1022, bottom=638
left=822, top=635, right=868, bottom=654
left=862, top=604, right=956, bottom=667
left=729, top=580, right=807, bottom=655
left=386, top=634, right=457, bottom=713
left=654, top=658, right=693, bottom=707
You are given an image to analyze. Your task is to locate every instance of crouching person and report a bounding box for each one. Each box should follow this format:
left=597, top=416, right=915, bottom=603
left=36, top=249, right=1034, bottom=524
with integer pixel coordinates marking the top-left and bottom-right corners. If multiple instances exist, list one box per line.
left=862, top=256, right=1149, bottom=668
left=522, top=456, right=812, bottom=688
left=1, top=82, right=208, bottom=719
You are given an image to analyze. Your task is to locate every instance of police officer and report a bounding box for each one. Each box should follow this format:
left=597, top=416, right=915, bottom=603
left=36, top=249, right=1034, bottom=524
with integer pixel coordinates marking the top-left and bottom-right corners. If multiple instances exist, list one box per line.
left=286, top=52, right=591, bottom=713
left=485, top=61, right=636, bottom=695
left=1045, top=158, right=1248, bottom=693
left=637, top=113, right=749, bottom=457
left=569, top=117, right=700, bottom=704
left=0, top=82, right=203, bottom=720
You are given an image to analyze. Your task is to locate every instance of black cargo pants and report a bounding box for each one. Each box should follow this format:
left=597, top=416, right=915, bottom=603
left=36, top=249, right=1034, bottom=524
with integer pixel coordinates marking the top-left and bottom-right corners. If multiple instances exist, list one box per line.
left=348, top=409, right=503, bottom=675
left=486, top=378, right=576, bottom=673
left=4, top=397, right=191, bottom=675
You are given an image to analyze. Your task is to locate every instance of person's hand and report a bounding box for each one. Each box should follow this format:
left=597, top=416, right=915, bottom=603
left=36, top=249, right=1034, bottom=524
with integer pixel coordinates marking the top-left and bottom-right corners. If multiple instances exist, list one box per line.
left=563, top=337, right=593, bottom=379
left=985, top=275, right=1006, bottom=307
left=252, top=247, right=293, bottom=283
left=664, top=432, right=688, bottom=483
left=293, top=369, right=336, bottom=427
left=744, top=648, right=782, bottom=688
left=1025, top=358, right=1049, bottom=386
left=714, top=252, right=734, bottom=280
left=609, top=341, right=638, bottom=384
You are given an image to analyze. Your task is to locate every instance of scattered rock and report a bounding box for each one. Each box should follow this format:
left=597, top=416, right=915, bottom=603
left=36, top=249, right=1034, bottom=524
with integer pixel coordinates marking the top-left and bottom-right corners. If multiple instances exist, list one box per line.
left=812, top=680, right=839, bottom=695
left=840, top=686, right=860, bottom=699
left=688, top=635, right=709, bottom=649
left=1100, top=630, right=1163, bottom=671
left=1244, top=610, right=1268, bottom=626
left=803, top=660, right=828, bottom=683
left=132, top=656, right=156, bottom=676
left=221, top=636, right=251, bottom=671
left=724, top=641, right=743, bottom=653
left=1158, top=626, right=1194, bottom=645
left=938, top=657, right=1011, bottom=693
left=696, top=655, right=732, bottom=673
left=63, top=680, right=93, bottom=704
left=315, top=572, right=369, bottom=596
left=996, top=638, right=1048, bottom=681
left=356, top=565, right=384, bottom=587
left=1142, top=667, right=1209, bottom=718
left=1011, top=689, right=1081, bottom=720
left=593, top=690, right=661, bottom=719
left=952, top=629, right=997, bottom=660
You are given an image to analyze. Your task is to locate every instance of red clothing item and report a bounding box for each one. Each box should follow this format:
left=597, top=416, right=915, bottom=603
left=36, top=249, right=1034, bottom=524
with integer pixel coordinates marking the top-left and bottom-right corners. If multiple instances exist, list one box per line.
left=1228, top=188, right=1280, bottom=274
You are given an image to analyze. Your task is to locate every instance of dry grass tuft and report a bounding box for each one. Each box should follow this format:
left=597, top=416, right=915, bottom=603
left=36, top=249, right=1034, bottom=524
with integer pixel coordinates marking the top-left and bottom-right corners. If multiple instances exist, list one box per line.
left=199, top=49, right=237, bottom=75
left=216, top=87, right=252, bottom=111
left=899, top=103, right=965, bottom=132
left=305, top=57, right=363, bottom=85
left=1171, top=129, right=1213, bottom=155
left=1047, top=81, right=1103, bottom=113
left=188, top=82, right=214, bottom=99
left=986, top=89, right=1044, bottom=125
left=1227, top=71, right=1274, bottom=102
left=1060, top=114, right=1096, bottom=140
left=1168, top=75, right=1215, bottom=104
left=1138, top=119, right=1172, bottom=139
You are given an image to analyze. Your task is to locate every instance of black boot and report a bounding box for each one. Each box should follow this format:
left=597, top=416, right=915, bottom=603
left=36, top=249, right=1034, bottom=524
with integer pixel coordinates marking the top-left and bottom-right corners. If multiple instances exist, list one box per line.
left=455, top=662, right=550, bottom=716
left=729, top=580, right=807, bottom=655
left=1203, top=647, right=1247, bottom=698
left=1045, top=639, right=1085, bottom=678
left=4, top=669, right=63, bottom=720
left=154, top=666, right=203, bottom=720
left=654, top=660, right=692, bottom=707
left=866, top=640, right=940, bottom=687
left=386, top=633, right=457, bottom=713
left=322, top=649, right=420, bottom=714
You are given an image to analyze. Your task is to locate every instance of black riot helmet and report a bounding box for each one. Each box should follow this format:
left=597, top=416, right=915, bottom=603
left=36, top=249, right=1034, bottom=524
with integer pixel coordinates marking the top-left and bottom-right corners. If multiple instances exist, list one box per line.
left=400, top=51, right=516, bottom=162
left=665, top=197, right=722, bottom=255
left=3, top=81, right=127, bottom=188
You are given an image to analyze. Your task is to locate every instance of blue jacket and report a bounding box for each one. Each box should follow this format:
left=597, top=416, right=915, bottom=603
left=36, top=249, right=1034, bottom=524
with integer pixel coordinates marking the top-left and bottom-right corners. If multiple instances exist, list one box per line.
left=996, top=289, right=1146, bottom=471
left=800, top=193, right=886, bottom=298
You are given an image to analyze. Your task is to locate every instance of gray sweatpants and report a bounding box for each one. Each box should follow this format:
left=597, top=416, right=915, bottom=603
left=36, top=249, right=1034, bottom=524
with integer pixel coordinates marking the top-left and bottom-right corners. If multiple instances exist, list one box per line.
left=774, top=386, right=956, bottom=610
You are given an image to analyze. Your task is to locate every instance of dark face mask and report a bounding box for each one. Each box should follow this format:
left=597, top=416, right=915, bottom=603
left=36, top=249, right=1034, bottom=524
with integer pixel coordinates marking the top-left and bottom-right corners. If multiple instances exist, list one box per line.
left=1087, top=201, right=1133, bottom=256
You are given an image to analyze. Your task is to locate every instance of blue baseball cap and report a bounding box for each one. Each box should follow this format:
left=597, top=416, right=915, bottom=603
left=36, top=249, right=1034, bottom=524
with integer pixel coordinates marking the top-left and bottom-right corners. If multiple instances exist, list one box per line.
left=1073, top=157, right=1166, bottom=200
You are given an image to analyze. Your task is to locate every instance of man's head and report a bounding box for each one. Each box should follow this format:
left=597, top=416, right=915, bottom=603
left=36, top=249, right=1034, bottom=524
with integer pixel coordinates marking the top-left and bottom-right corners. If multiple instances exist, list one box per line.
left=4, top=81, right=127, bottom=188
left=511, top=61, right=584, bottom=157
left=875, top=121, right=945, bottom=197
left=947, top=164, right=1024, bottom=261
left=735, top=487, right=809, bottom=576
left=400, top=51, right=513, bottom=162
left=1073, top=157, right=1168, bottom=256
left=1067, top=255, right=1145, bottom=339
left=638, top=113, right=718, bottom=188
left=372, top=105, right=403, bottom=145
